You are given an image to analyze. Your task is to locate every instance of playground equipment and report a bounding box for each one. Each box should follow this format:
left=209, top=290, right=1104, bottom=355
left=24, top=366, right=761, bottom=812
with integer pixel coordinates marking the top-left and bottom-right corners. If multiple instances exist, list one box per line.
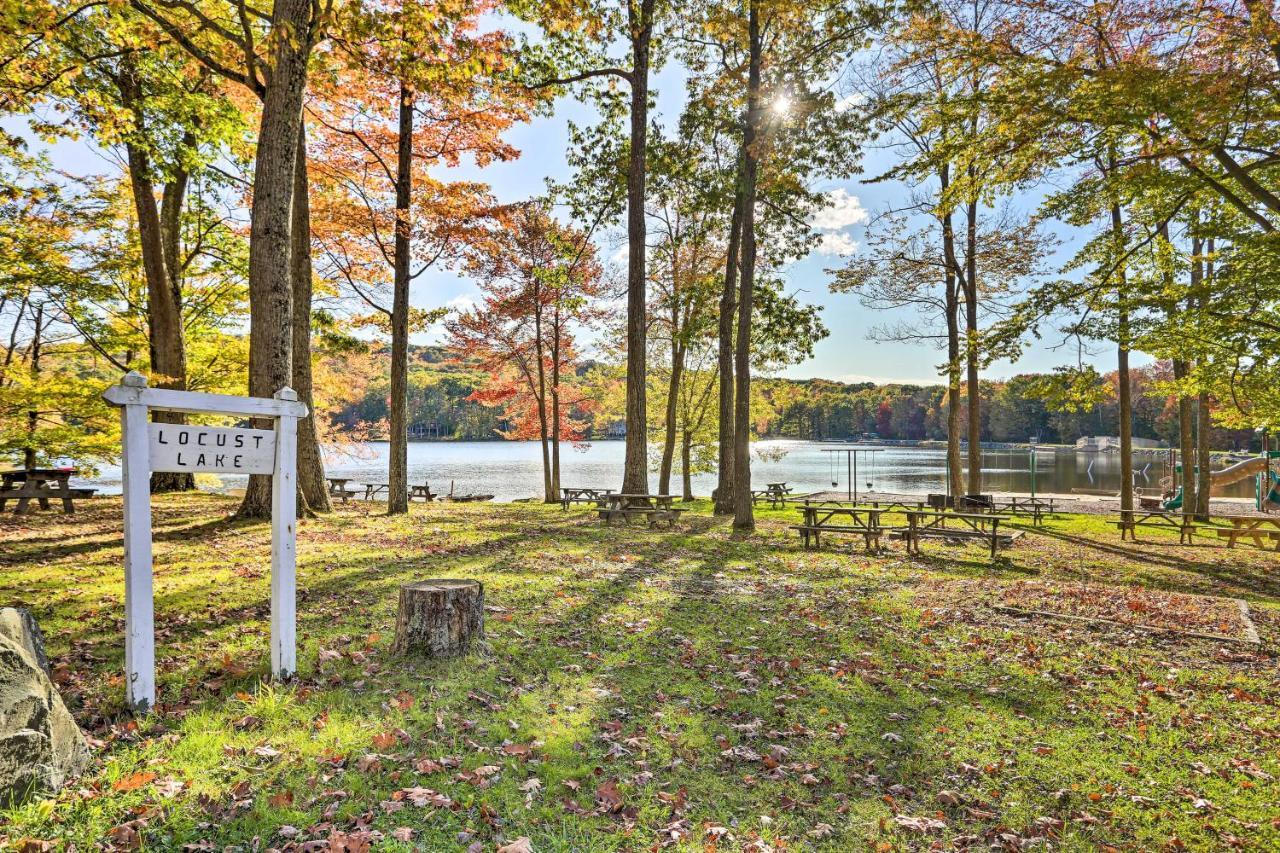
left=1161, top=452, right=1280, bottom=511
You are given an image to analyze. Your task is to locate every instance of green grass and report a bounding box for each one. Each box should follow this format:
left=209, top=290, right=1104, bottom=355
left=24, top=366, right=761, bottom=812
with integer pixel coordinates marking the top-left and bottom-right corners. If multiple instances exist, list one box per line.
left=2, top=494, right=1278, bottom=851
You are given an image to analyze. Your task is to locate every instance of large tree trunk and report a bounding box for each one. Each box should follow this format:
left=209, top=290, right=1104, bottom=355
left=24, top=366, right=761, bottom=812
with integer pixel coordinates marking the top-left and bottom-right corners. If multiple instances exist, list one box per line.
left=291, top=122, right=330, bottom=513
left=620, top=0, right=656, bottom=495
left=238, top=0, right=313, bottom=519
left=732, top=0, right=761, bottom=532
left=715, top=174, right=746, bottom=514
left=963, top=198, right=981, bottom=495
left=118, top=61, right=194, bottom=493
left=387, top=81, right=414, bottom=516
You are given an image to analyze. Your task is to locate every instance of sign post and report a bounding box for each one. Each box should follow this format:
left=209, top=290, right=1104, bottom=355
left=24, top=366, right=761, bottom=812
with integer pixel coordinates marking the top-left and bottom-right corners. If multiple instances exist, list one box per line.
left=103, top=371, right=307, bottom=711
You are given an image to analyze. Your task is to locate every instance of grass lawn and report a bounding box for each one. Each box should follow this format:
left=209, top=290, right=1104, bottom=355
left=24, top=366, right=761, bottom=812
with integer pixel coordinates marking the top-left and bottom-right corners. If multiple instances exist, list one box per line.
left=2, top=494, right=1279, bottom=851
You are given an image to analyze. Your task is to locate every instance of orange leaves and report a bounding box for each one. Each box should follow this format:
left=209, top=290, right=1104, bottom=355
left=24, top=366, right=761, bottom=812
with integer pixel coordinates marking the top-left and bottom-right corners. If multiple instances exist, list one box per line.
left=112, top=771, right=156, bottom=792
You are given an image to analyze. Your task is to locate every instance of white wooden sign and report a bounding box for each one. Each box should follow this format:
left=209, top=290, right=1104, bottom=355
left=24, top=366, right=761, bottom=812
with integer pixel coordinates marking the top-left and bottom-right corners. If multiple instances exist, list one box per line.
left=149, top=424, right=276, bottom=474
left=103, top=371, right=307, bottom=711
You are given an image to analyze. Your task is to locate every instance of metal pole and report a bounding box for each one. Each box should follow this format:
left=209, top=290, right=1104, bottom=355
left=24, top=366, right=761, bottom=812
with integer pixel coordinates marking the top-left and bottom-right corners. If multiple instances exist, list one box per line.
left=849, top=448, right=860, bottom=502
left=848, top=451, right=853, bottom=502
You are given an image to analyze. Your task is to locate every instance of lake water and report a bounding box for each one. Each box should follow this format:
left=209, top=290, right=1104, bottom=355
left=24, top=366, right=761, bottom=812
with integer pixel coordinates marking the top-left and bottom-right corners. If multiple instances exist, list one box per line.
left=77, top=439, right=1256, bottom=501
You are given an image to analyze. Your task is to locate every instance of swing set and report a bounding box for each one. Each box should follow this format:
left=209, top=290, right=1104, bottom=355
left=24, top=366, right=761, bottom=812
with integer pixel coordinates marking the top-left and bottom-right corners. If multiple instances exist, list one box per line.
left=822, top=448, right=883, bottom=502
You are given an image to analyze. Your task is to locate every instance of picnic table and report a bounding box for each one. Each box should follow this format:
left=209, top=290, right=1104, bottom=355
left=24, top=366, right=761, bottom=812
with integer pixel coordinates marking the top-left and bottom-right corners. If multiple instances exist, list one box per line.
left=561, top=486, right=614, bottom=510
left=1210, top=514, right=1280, bottom=550
left=361, top=482, right=436, bottom=501
left=751, top=482, right=793, bottom=508
left=1113, top=509, right=1197, bottom=545
left=596, top=493, right=685, bottom=528
left=327, top=477, right=358, bottom=503
left=791, top=504, right=883, bottom=551
left=895, top=510, right=1020, bottom=559
left=0, top=468, right=94, bottom=515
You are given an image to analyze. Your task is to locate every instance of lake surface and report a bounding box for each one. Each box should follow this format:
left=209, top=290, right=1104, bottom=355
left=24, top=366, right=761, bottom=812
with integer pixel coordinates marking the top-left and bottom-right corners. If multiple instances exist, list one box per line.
left=78, top=439, right=1257, bottom=501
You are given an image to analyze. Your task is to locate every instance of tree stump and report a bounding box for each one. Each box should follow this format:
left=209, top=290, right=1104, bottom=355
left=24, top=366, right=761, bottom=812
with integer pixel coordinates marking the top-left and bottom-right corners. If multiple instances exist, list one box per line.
left=391, top=580, right=484, bottom=658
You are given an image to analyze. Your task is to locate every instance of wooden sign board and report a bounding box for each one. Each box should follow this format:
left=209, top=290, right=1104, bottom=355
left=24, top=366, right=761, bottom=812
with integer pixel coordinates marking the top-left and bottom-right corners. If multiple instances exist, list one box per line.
left=103, top=371, right=307, bottom=711
left=148, top=424, right=276, bottom=475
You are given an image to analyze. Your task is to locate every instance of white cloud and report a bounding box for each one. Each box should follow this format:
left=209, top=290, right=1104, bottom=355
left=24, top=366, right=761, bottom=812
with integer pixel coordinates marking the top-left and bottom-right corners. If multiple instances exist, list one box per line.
left=834, top=92, right=866, bottom=113
left=810, top=188, right=869, bottom=230
left=445, top=294, right=476, bottom=314
left=814, top=231, right=859, bottom=257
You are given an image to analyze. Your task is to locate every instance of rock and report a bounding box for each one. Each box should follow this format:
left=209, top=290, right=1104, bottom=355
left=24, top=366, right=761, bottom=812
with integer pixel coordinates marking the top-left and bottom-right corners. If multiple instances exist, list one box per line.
left=0, top=607, right=89, bottom=806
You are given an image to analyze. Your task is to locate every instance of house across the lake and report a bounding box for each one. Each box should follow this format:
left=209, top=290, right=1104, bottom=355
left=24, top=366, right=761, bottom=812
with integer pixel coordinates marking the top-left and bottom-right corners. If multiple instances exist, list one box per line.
left=1076, top=435, right=1167, bottom=452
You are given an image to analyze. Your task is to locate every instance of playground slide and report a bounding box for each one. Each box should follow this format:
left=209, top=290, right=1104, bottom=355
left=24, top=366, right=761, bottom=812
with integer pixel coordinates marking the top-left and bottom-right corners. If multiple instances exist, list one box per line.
left=1208, top=457, right=1272, bottom=496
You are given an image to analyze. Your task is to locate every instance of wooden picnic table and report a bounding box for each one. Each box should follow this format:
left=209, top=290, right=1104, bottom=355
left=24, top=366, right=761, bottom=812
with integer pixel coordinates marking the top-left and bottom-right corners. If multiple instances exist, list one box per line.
left=1210, top=514, right=1280, bottom=550
left=898, top=510, right=1019, bottom=559
left=1114, top=509, right=1197, bottom=545
left=560, top=486, right=614, bottom=510
left=596, top=493, right=684, bottom=527
left=327, top=477, right=357, bottom=503
left=751, top=482, right=792, bottom=508
left=0, top=468, right=93, bottom=515
left=361, top=482, right=435, bottom=501
left=792, top=504, right=883, bottom=551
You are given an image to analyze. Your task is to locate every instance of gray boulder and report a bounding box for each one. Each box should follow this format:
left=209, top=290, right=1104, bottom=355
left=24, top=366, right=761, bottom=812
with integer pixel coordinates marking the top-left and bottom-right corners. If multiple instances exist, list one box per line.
left=0, top=608, right=89, bottom=806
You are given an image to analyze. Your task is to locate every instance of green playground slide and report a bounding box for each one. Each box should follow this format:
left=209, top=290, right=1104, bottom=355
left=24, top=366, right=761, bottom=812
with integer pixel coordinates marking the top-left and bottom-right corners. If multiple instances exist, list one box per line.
left=1162, top=488, right=1183, bottom=511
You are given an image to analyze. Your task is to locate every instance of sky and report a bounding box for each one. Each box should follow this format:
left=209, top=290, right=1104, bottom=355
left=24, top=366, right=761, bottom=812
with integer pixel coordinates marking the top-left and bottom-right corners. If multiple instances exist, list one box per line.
left=11, top=58, right=1150, bottom=388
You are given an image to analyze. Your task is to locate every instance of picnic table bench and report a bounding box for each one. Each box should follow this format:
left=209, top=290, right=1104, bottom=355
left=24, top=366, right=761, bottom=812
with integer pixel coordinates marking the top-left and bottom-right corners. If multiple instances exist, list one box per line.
left=791, top=505, right=883, bottom=551
left=893, top=510, right=1020, bottom=559
left=327, top=477, right=358, bottom=503
left=561, top=486, right=614, bottom=510
left=1113, top=510, right=1198, bottom=545
left=1209, top=515, right=1280, bottom=550
left=596, top=493, right=686, bottom=528
left=1, top=468, right=95, bottom=515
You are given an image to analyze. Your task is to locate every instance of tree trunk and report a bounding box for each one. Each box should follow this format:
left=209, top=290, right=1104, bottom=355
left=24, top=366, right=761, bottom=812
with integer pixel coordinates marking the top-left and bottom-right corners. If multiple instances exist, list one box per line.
left=620, top=0, right=656, bottom=495
left=24, top=304, right=42, bottom=469
left=292, top=122, right=330, bottom=513
left=1175, top=360, right=1195, bottom=513
left=118, top=61, right=194, bottom=493
left=391, top=579, right=484, bottom=658
left=238, top=0, right=313, bottom=519
left=659, top=340, right=683, bottom=496
left=963, top=198, right=981, bottom=495
left=1187, top=229, right=1208, bottom=514
left=715, top=163, right=746, bottom=515
left=550, top=306, right=562, bottom=501
left=388, top=81, right=414, bottom=516
left=681, top=429, right=693, bottom=501
left=732, top=0, right=761, bottom=532
left=939, top=175, right=964, bottom=502
left=1112, top=200, right=1133, bottom=513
